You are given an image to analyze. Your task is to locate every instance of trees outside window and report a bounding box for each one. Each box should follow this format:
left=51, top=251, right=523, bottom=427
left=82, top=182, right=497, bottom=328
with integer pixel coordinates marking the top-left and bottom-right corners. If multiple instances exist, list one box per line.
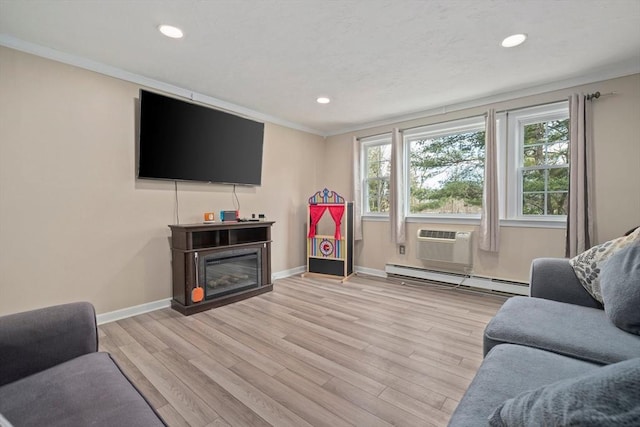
left=362, top=136, right=391, bottom=214
left=405, top=118, right=485, bottom=215
left=521, top=119, right=569, bottom=215
left=506, top=102, right=570, bottom=219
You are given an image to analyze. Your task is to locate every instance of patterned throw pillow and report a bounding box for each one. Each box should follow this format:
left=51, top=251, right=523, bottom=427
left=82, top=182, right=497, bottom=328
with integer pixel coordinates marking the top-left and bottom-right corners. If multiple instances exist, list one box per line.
left=569, top=227, right=640, bottom=303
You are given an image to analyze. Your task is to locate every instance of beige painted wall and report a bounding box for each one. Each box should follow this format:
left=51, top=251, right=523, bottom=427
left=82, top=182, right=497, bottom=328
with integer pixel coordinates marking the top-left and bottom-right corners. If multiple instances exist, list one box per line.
left=1, top=45, right=638, bottom=315
left=0, top=47, right=324, bottom=316
left=324, top=74, right=640, bottom=282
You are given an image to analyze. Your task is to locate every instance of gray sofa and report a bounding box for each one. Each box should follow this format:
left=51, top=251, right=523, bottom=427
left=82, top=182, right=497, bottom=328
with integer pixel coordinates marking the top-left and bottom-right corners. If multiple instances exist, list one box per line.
left=0, top=302, right=166, bottom=427
left=448, top=257, right=640, bottom=426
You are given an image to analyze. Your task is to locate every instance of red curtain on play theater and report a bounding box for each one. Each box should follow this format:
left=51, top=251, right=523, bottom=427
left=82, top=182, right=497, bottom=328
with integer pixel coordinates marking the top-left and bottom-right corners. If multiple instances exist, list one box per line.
left=309, top=205, right=345, bottom=240
left=328, top=205, right=345, bottom=240
left=308, top=205, right=327, bottom=238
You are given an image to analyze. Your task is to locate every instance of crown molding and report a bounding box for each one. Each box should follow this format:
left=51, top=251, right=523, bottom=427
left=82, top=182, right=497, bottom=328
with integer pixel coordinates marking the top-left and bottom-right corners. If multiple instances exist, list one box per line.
left=0, top=34, right=325, bottom=137
left=2, top=34, right=638, bottom=139
left=326, top=59, right=640, bottom=137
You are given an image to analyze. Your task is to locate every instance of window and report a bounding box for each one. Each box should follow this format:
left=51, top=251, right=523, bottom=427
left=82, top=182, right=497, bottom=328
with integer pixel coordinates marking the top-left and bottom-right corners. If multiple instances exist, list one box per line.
left=505, top=102, right=569, bottom=219
left=357, top=102, right=570, bottom=225
left=404, top=117, right=486, bottom=215
left=362, top=135, right=392, bottom=214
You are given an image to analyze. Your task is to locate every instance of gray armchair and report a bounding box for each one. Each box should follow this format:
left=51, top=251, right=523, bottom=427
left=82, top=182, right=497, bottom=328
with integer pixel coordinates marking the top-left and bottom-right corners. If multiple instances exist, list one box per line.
left=0, top=302, right=166, bottom=427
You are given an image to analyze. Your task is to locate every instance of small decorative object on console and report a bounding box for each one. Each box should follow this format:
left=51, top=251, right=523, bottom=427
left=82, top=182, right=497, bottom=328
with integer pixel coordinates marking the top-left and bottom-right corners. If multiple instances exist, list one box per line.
left=220, top=210, right=238, bottom=222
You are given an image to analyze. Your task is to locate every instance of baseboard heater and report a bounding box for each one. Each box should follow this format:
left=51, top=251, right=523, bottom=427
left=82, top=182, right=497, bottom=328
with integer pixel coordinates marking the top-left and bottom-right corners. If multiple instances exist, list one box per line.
left=384, top=264, right=529, bottom=296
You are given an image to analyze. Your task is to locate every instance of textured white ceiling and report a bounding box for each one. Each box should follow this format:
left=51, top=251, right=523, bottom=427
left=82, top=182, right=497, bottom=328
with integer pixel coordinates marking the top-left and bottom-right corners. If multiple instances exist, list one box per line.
left=1, top=0, right=639, bottom=135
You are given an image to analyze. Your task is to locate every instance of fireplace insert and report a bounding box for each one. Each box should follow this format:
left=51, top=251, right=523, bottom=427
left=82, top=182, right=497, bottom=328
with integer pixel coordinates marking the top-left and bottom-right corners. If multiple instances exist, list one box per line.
left=196, top=248, right=261, bottom=300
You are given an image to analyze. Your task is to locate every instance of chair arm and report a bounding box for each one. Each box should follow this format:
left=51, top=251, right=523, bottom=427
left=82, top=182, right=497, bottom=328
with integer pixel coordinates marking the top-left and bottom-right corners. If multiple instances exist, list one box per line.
left=0, top=302, right=98, bottom=386
left=529, top=258, right=602, bottom=309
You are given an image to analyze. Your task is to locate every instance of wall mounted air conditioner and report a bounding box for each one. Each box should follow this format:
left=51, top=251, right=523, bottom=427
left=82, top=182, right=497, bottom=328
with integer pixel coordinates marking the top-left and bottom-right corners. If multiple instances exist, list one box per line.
left=416, top=229, right=473, bottom=273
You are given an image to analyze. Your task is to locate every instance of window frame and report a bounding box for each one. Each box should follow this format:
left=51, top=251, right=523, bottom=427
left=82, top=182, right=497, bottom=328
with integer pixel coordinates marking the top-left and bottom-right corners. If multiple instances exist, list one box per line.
left=403, top=116, right=486, bottom=219
left=361, top=134, right=392, bottom=217
left=504, top=102, right=569, bottom=222
left=356, top=102, right=570, bottom=229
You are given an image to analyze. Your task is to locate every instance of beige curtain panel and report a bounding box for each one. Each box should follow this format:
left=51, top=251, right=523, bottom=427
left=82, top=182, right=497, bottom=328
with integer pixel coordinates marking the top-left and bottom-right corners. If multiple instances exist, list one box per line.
left=390, top=128, right=406, bottom=244
left=479, top=109, right=500, bottom=252
left=566, top=94, right=594, bottom=257
left=352, top=136, right=363, bottom=241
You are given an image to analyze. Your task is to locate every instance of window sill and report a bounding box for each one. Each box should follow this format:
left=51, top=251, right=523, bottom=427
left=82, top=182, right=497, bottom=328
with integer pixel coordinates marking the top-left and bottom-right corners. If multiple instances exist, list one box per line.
left=406, top=216, right=481, bottom=226
left=362, top=215, right=389, bottom=222
left=362, top=215, right=566, bottom=229
left=500, top=219, right=566, bottom=229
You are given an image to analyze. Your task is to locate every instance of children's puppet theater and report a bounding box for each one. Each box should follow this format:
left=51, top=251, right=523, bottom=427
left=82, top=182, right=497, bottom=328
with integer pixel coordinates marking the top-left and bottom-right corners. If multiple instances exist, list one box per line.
left=304, top=188, right=354, bottom=282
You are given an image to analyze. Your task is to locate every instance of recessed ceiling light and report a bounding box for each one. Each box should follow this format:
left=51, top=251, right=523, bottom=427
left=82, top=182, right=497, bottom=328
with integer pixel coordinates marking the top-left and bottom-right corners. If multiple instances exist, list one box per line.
left=158, top=25, right=184, bottom=39
left=316, top=97, right=331, bottom=104
left=501, top=33, right=527, bottom=48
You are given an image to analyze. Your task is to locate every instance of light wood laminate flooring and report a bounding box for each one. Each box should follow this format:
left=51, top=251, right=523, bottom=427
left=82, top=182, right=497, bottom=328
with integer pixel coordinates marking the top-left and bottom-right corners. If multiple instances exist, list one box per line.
left=99, top=274, right=507, bottom=427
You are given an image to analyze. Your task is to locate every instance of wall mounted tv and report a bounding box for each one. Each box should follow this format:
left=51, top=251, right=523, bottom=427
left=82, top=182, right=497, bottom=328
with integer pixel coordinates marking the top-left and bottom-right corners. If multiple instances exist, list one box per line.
left=138, top=89, right=264, bottom=186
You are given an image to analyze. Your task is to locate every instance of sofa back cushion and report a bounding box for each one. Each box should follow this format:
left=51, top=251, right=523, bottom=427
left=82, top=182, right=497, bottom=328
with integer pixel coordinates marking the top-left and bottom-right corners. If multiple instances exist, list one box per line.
left=0, top=302, right=98, bottom=386
left=600, top=242, right=640, bottom=335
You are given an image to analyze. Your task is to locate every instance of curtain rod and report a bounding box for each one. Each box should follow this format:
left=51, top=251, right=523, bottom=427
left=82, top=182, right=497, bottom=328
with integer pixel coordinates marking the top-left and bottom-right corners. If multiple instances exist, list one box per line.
left=356, top=131, right=392, bottom=141
left=491, top=91, right=615, bottom=115
left=356, top=91, right=617, bottom=139
left=587, top=91, right=616, bottom=100
left=494, top=99, right=567, bottom=115
left=368, top=98, right=570, bottom=136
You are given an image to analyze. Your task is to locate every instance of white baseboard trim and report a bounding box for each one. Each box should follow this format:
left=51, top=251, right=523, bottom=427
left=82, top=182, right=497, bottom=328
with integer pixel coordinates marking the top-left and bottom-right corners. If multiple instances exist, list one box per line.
left=96, top=264, right=525, bottom=325
left=385, top=264, right=465, bottom=284
left=96, top=298, right=172, bottom=325
left=272, top=265, right=306, bottom=281
left=97, top=266, right=307, bottom=325
left=355, top=266, right=387, bottom=278
left=385, top=264, right=529, bottom=296
left=462, top=276, right=529, bottom=296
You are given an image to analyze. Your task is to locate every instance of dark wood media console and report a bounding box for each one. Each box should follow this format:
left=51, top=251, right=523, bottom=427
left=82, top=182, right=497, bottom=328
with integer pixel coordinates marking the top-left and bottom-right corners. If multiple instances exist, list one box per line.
left=169, top=221, right=274, bottom=315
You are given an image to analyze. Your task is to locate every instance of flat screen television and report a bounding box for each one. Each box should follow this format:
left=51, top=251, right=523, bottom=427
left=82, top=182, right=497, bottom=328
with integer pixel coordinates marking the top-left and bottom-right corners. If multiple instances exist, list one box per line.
left=138, top=89, right=264, bottom=185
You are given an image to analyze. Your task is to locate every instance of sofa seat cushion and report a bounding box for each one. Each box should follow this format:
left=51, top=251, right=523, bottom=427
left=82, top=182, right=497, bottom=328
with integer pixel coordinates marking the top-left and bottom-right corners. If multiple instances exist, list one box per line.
left=448, top=344, right=600, bottom=427
left=484, top=296, right=640, bottom=365
left=0, top=352, right=165, bottom=427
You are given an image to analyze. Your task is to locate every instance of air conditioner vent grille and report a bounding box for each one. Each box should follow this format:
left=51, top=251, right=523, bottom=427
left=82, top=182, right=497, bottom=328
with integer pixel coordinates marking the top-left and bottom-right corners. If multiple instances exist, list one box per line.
left=416, top=229, right=473, bottom=273
left=418, top=230, right=457, bottom=240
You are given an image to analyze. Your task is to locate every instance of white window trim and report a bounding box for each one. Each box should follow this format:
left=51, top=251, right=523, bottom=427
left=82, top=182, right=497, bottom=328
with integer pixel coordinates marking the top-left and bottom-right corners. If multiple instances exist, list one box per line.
left=403, top=116, right=486, bottom=140
left=504, top=101, right=569, bottom=222
left=404, top=116, right=486, bottom=219
left=361, top=134, right=392, bottom=216
left=362, top=216, right=567, bottom=228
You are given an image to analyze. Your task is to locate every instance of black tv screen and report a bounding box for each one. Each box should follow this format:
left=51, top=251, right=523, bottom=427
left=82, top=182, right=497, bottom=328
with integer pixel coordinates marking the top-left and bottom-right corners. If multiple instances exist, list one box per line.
left=138, top=90, right=264, bottom=185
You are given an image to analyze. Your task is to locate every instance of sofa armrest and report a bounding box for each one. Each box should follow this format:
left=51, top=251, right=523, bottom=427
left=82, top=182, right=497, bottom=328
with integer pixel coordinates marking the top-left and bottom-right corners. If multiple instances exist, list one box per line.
left=529, top=258, right=602, bottom=309
left=0, top=302, right=98, bottom=386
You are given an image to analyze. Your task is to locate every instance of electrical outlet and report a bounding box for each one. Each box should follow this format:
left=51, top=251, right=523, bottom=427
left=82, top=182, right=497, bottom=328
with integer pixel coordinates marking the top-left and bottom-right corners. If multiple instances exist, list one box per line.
left=399, top=245, right=405, bottom=255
